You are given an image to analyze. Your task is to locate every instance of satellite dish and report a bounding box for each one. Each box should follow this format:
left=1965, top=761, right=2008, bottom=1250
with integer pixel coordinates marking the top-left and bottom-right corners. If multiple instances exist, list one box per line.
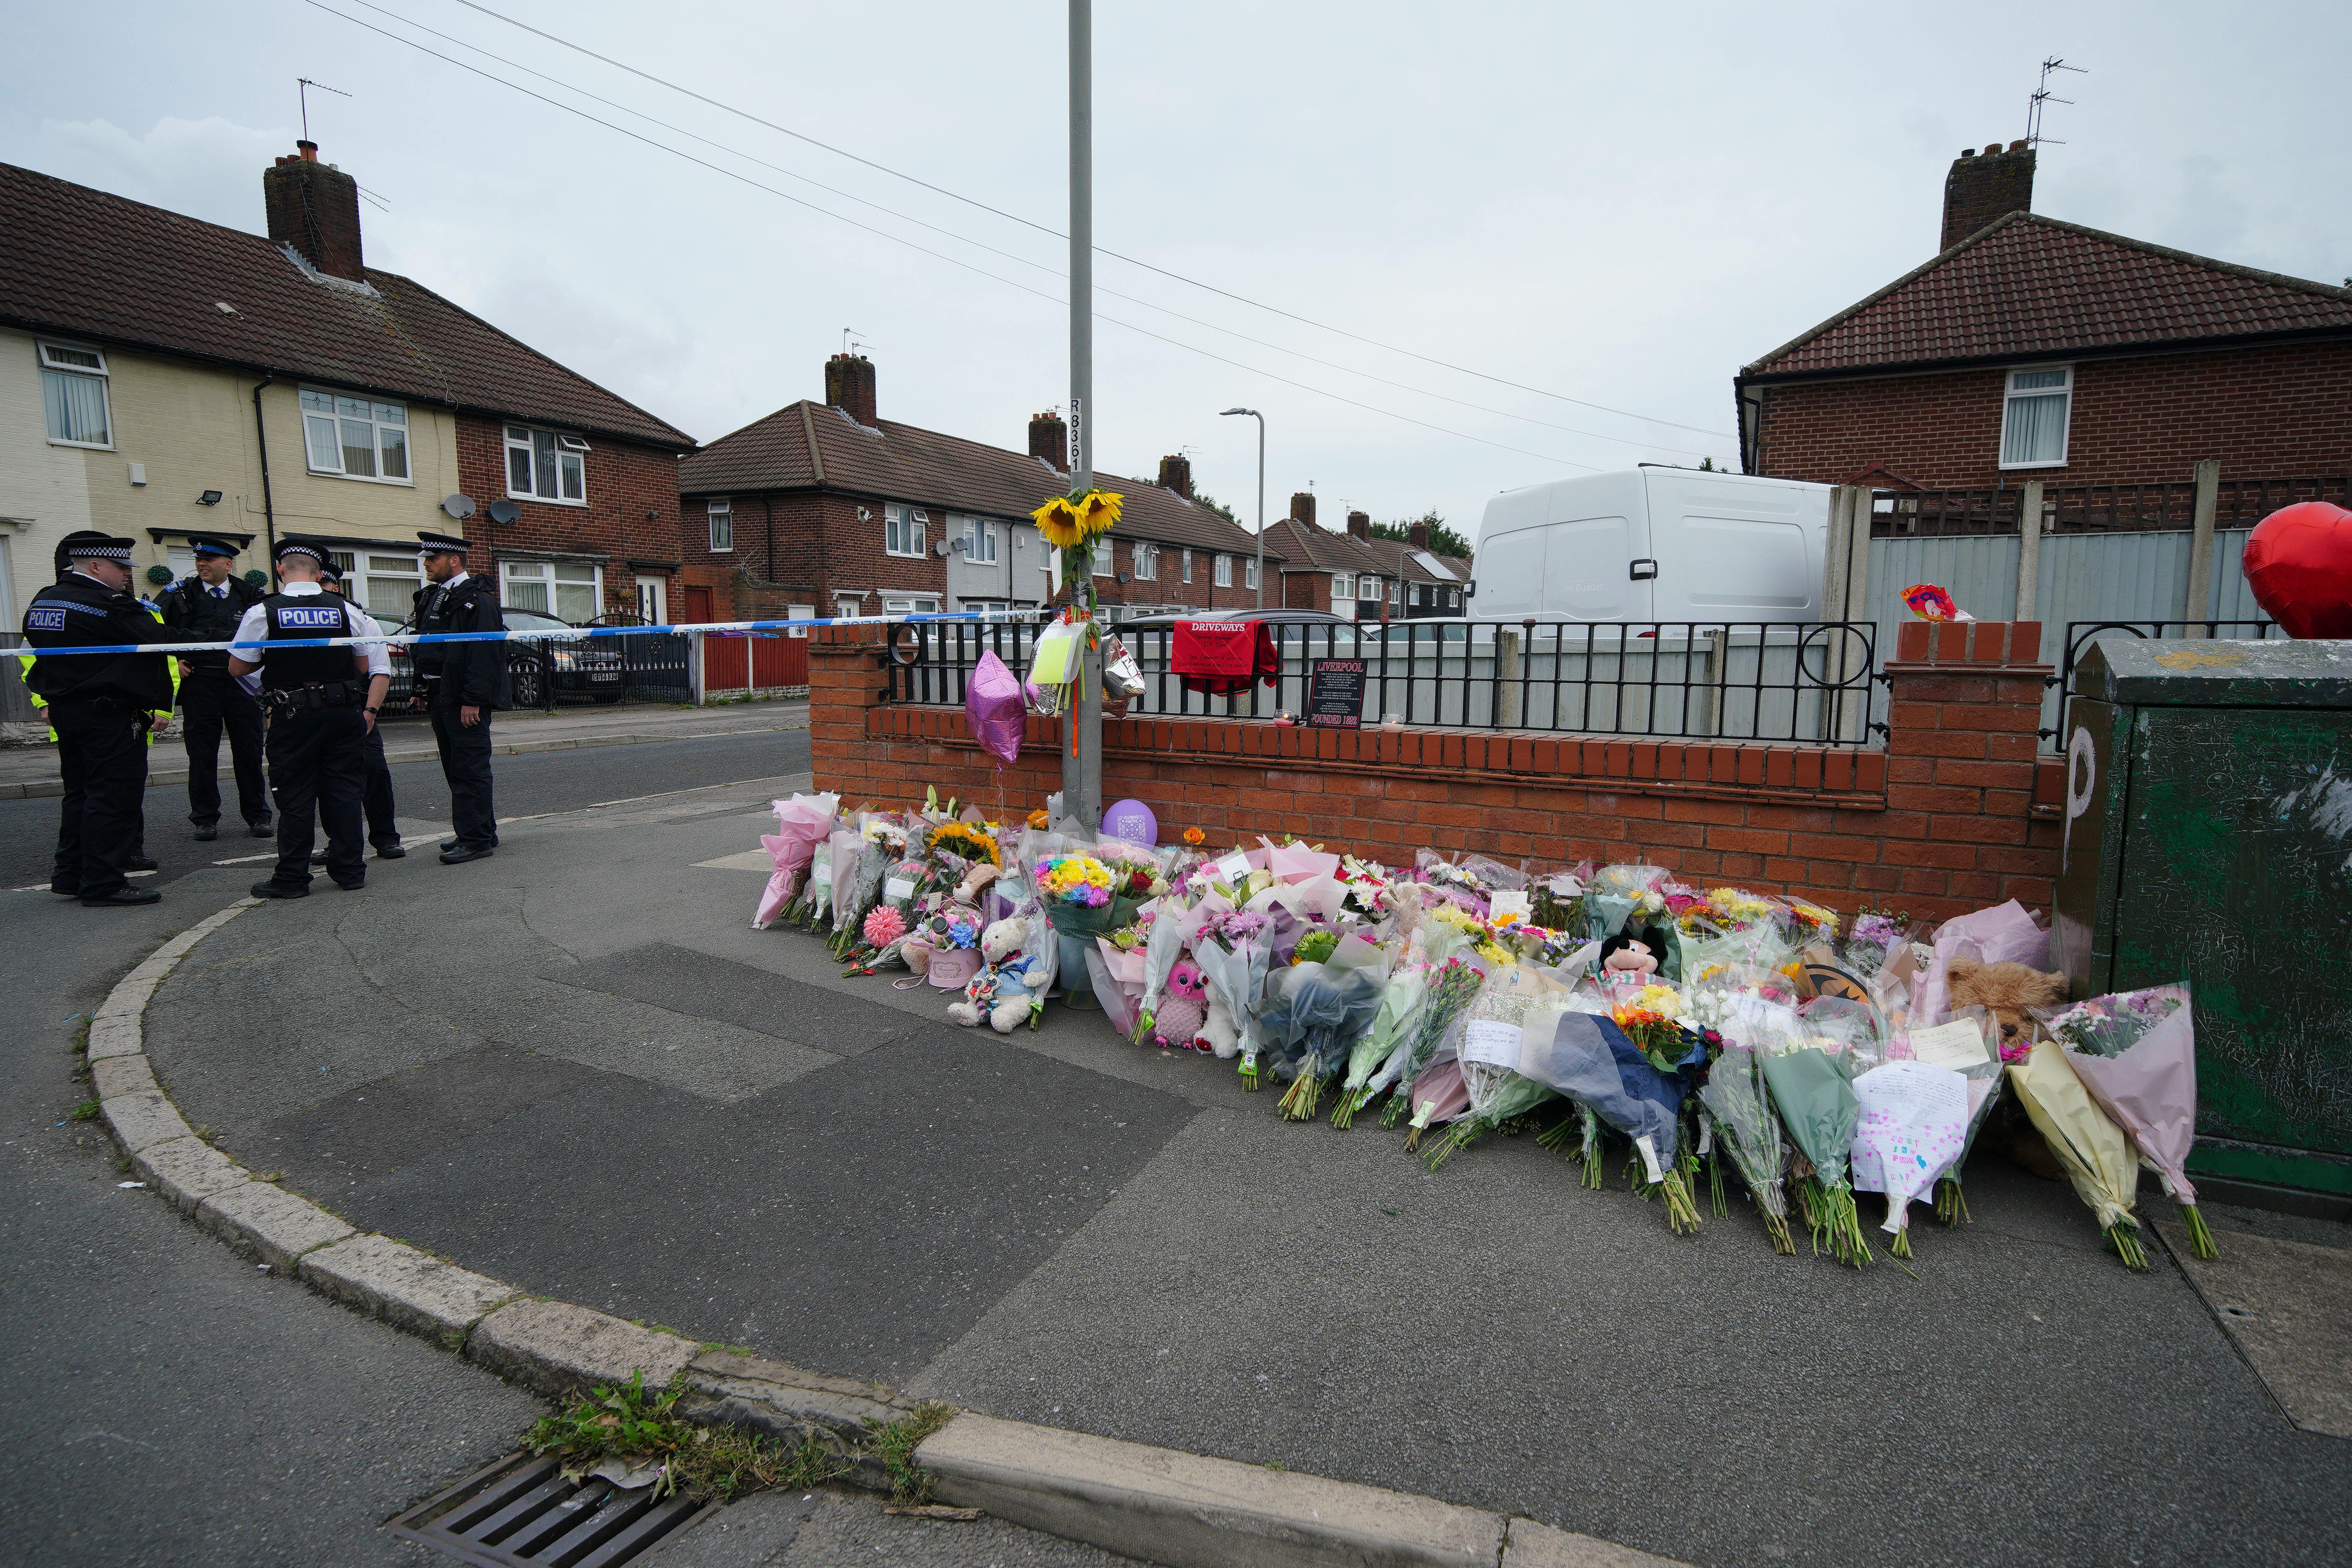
left=935, top=540, right=953, bottom=557
left=486, top=499, right=522, bottom=525
left=442, top=493, right=476, bottom=520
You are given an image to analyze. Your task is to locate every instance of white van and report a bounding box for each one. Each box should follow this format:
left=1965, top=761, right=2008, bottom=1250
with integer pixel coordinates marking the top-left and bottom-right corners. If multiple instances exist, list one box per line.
left=1469, top=469, right=1832, bottom=624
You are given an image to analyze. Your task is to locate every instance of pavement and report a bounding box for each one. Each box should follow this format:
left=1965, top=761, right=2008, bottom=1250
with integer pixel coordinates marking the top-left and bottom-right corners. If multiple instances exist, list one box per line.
left=0, top=694, right=807, bottom=798
left=101, top=748, right=2352, bottom=1568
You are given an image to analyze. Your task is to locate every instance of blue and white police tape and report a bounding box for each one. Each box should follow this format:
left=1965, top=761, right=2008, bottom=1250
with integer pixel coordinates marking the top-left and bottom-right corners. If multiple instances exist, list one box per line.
left=16, top=607, right=1045, bottom=659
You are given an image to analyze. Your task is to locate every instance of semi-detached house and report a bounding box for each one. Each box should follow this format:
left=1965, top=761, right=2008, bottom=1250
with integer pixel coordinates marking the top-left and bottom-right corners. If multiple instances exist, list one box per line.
left=0, top=144, right=694, bottom=644
left=676, top=353, right=1282, bottom=624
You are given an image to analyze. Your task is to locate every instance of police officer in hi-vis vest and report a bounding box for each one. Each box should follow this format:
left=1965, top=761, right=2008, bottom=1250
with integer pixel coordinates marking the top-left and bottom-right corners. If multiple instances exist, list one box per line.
left=226, top=536, right=389, bottom=897
left=18, top=532, right=195, bottom=906
left=157, top=536, right=271, bottom=841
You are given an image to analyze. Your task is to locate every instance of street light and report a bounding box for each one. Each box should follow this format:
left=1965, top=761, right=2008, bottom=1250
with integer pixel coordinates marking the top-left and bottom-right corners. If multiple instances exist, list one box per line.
left=1221, top=407, right=1263, bottom=608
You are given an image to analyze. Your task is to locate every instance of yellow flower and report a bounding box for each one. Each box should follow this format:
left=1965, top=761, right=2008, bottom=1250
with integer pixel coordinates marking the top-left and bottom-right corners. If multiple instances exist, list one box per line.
left=1033, top=490, right=1122, bottom=549
left=1074, top=490, right=1123, bottom=536
left=1031, top=496, right=1082, bottom=548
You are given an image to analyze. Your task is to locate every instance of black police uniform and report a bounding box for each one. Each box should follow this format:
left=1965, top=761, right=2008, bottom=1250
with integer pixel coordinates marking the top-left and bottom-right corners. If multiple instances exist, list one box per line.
left=312, top=574, right=401, bottom=858
left=21, top=565, right=187, bottom=901
left=413, top=569, right=506, bottom=855
left=160, top=564, right=270, bottom=835
left=251, top=591, right=373, bottom=892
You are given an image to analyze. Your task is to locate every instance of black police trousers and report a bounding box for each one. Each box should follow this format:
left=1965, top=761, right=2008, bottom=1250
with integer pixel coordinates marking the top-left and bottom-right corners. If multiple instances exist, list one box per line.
left=179, top=670, right=269, bottom=828
left=430, top=693, right=497, bottom=849
left=266, top=704, right=367, bottom=888
left=50, top=703, right=149, bottom=896
left=315, top=717, right=399, bottom=848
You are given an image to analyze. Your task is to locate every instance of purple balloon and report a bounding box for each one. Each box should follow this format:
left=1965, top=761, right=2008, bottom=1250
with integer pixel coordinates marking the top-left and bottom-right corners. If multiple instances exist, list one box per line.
left=966, top=650, right=1026, bottom=771
left=1102, top=798, right=1157, bottom=848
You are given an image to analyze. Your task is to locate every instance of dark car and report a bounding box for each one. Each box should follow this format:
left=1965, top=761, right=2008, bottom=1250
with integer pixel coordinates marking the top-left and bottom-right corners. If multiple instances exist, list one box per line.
left=381, top=604, right=626, bottom=708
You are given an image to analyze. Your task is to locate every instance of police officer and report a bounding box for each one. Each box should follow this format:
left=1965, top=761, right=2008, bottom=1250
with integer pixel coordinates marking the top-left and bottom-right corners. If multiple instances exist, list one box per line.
left=158, top=537, right=271, bottom=842
left=227, top=537, right=388, bottom=898
left=311, top=561, right=404, bottom=860
left=410, top=531, right=505, bottom=863
left=20, top=532, right=191, bottom=906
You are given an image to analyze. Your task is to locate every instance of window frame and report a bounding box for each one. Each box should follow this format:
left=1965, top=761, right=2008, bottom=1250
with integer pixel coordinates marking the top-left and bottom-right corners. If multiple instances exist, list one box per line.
left=958, top=514, right=999, bottom=564
left=39, top=340, right=114, bottom=450
left=504, top=422, right=591, bottom=505
left=499, top=558, right=604, bottom=624
left=300, top=387, right=412, bottom=485
left=1998, top=364, right=2073, bottom=471
left=1332, top=572, right=1353, bottom=599
left=1133, top=542, right=1158, bottom=581
left=882, top=594, right=942, bottom=617
left=1244, top=556, right=1258, bottom=590
left=707, top=497, right=734, bottom=553
left=1213, top=553, right=1232, bottom=587
left=1180, top=548, right=1193, bottom=584
left=883, top=504, right=929, bottom=559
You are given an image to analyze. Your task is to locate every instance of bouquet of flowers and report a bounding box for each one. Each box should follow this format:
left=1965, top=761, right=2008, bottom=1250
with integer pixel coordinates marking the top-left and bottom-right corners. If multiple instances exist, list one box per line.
left=1266, top=941, right=1388, bottom=1122
left=1518, top=998, right=1703, bottom=1232
left=1847, top=1059, right=1971, bottom=1257
left=2036, top=983, right=2211, bottom=1258
left=1132, top=896, right=1196, bottom=1045
left=1371, top=950, right=1490, bottom=1127
left=1331, top=954, right=1429, bottom=1128
left=1698, top=1045, right=1795, bottom=1252
left=2007, top=1040, right=2149, bottom=1269
left=1583, top=863, right=1669, bottom=941
left=754, top=792, right=839, bottom=930
left=1399, top=1055, right=1470, bottom=1151
left=1193, top=909, right=1274, bottom=1087
left=828, top=821, right=902, bottom=958
left=1425, top=967, right=1568, bottom=1172
left=1839, top=910, right=1918, bottom=981
left=1760, top=1036, right=1872, bottom=1266
left=927, top=817, right=1002, bottom=871
left=1783, top=898, right=1840, bottom=948
left=1526, top=864, right=1586, bottom=932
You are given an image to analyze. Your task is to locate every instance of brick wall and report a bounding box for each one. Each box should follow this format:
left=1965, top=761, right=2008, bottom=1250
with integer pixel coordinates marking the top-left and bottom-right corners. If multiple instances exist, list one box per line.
left=806, top=620, right=2061, bottom=923
left=455, top=415, right=684, bottom=615
left=1750, top=338, right=2352, bottom=489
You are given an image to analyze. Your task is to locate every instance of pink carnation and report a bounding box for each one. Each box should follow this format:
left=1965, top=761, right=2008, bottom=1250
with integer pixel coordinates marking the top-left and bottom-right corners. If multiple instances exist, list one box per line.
left=863, top=905, right=907, bottom=946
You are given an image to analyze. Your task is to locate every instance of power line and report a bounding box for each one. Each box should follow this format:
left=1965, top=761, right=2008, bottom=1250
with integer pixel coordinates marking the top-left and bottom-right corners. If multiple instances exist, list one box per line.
left=444, top=0, right=1734, bottom=442
left=338, top=0, right=1718, bottom=458
left=304, top=0, right=1599, bottom=471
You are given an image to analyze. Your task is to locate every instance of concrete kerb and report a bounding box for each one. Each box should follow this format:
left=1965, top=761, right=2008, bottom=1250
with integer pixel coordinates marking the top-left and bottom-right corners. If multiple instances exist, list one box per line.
left=87, top=880, right=1692, bottom=1568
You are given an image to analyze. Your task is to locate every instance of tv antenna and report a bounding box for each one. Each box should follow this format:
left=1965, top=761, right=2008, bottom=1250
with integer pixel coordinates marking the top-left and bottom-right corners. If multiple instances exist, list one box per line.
left=297, top=78, right=351, bottom=143
left=840, top=327, right=873, bottom=356
left=2026, top=57, right=2086, bottom=147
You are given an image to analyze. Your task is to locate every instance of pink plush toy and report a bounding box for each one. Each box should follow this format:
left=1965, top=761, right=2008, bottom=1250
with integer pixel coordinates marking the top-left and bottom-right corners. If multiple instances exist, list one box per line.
left=1153, top=959, right=1210, bottom=1050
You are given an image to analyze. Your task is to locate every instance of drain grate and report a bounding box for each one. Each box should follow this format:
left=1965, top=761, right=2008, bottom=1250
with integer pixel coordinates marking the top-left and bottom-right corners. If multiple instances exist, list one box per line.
left=390, top=1452, right=711, bottom=1568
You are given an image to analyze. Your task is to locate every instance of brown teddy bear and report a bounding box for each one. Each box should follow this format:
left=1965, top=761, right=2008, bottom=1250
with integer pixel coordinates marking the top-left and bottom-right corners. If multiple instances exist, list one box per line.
left=1944, top=956, right=2072, bottom=1179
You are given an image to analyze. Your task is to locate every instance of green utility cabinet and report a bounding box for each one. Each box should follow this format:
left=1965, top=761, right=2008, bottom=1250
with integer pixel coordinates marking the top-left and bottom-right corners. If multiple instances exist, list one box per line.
left=2057, top=638, right=2352, bottom=1198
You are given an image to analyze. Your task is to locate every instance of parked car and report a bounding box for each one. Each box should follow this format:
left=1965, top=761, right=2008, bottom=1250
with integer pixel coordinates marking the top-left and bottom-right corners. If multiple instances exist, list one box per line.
left=1471, top=468, right=1833, bottom=624
left=382, top=604, right=626, bottom=708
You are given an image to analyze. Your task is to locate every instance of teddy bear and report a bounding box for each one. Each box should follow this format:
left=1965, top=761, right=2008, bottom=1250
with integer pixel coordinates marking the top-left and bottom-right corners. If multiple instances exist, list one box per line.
left=954, top=861, right=999, bottom=906
left=1945, top=956, right=2072, bottom=1179
left=1200, top=988, right=1242, bottom=1059
left=1151, top=959, right=1209, bottom=1050
left=947, top=915, right=1046, bottom=1034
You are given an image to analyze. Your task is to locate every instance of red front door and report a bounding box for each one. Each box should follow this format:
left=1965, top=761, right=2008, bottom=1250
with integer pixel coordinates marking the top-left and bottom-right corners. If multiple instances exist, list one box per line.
left=683, top=585, right=714, bottom=626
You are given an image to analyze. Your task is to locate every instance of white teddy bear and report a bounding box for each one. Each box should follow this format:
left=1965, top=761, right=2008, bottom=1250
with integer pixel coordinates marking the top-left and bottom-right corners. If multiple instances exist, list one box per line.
left=946, top=915, right=1046, bottom=1034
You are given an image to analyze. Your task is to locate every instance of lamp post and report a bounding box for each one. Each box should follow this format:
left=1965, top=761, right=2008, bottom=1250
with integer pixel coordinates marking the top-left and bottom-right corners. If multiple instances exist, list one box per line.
left=1062, top=0, right=1101, bottom=830
left=1221, top=407, right=1263, bottom=608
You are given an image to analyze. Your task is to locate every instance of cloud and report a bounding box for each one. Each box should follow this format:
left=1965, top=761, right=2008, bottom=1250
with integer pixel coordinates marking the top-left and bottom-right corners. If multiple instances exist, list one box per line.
left=32, top=116, right=291, bottom=233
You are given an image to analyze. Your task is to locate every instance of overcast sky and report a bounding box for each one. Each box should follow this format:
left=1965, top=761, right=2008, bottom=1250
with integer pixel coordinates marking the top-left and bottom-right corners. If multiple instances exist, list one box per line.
left=6, top=0, right=2346, bottom=540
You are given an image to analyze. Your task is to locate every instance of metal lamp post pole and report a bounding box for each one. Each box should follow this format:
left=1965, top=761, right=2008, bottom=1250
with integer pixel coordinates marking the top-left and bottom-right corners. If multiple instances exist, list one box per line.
left=1222, top=407, right=1263, bottom=607
left=1062, top=0, right=1102, bottom=830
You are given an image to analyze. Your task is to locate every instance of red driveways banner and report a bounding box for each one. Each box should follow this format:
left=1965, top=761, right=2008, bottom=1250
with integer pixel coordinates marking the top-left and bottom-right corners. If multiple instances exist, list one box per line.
left=1173, top=620, right=1278, bottom=695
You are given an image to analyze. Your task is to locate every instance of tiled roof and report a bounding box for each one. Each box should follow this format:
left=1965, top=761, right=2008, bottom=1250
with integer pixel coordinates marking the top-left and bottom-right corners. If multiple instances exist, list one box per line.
left=0, top=161, right=693, bottom=448
left=1357, top=536, right=1472, bottom=585
left=1743, top=213, right=2352, bottom=380
left=680, top=400, right=1277, bottom=560
left=1262, top=517, right=1389, bottom=576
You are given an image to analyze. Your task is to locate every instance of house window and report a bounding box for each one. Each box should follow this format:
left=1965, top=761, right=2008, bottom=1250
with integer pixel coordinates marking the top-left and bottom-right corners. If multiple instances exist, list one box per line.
left=362, top=553, right=423, bottom=615
left=1244, top=557, right=1258, bottom=590
left=300, top=389, right=408, bottom=482
left=835, top=594, right=864, bottom=619
left=784, top=604, right=815, bottom=636
left=1358, top=577, right=1380, bottom=602
left=959, top=515, right=998, bottom=563
left=1181, top=548, right=1194, bottom=583
left=39, top=342, right=112, bottom=448
left=884, top=504, right=928, bottom=558
left=502, top=559, right=602, bottom=622
left=1387, top=579, right=1399, bottom=606
left=505, top=423, right=589, bottom=502
left=707, top=498, right=733, bottom=552
left=883, top=595, right=942, bottom=616
left=1213, top=553, right=1232, bottom=587
left=1999, top=366, right=2072, bottom=469
left=1332, top=572, right=1353, bottom=599
left=1093, top=542, right=1113, bottom=577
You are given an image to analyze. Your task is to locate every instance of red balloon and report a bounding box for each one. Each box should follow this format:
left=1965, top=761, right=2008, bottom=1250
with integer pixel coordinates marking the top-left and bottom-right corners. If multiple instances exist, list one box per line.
left=2243, top=501, right=2352, bottom=640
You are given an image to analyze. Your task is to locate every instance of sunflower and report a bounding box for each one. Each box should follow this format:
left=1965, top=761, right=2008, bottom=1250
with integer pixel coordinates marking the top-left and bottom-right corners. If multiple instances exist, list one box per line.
left=928, top=820, right=1001, bottom=867
left=1031, top=489, right=1123, bottom=549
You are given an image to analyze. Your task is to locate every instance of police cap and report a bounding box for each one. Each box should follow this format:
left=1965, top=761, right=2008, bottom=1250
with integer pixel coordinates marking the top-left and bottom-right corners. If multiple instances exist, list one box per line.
left=59, top=530, right=135, bottom=565
left=190, top=537, right=240, bottom=559
left=417, top=530, right=469, bottom=559
left=275, top=536, right=330, bottom=565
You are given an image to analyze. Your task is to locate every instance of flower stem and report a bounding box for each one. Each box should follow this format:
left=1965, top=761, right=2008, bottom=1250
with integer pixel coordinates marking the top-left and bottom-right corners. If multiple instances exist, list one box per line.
left=2181, top=1204, right=2219, bottom=1260
left=1708, top=1150, right=1727, bottom=1218
left=1238, top=1059, right=1261, bottom=1093
left=1761, top=1208, right=1796, bottom=1255
left=1660, top=1170, right=1702, bottom=1235
left=1889, top=1223, right=1912, bottom=1259
left=1380, top=1094, right=1408, bottom=1129
left=1934, top=1176, right=1969, bottom=1227
left=1278, top=1073, right=1321, bottom=1123
left=2107, top=1221, right=2150, bottom=1271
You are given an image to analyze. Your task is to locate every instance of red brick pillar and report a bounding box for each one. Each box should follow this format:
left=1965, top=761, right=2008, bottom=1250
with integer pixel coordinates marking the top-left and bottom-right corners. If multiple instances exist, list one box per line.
left=806, top=626, right=886, bottom=796
left=1879, top=620, right=2057, bottom=921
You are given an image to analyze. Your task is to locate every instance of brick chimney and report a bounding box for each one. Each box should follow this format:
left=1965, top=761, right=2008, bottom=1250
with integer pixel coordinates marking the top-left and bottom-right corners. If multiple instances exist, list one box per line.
left=1408, top=522, right=1431, bottom=549
left=1157, top=453, right=1193, bottom=498
left=263, top=141, right=364, bottom=282
left=1029, top=412, right=1068, bottom=470
left=826, top=353, right=878, bottom=426
left=1346, top=509, right=1370, bottom=541
left=1290, top=491, right=1316, bottom=528
left=1942, top=140, right=2034, bottom=251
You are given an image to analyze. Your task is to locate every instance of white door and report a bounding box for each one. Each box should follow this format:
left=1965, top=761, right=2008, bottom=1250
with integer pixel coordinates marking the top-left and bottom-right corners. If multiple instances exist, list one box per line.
left=636, top=577, right=666, bottom=624
left=1642, top=474, right=1821, bottom=624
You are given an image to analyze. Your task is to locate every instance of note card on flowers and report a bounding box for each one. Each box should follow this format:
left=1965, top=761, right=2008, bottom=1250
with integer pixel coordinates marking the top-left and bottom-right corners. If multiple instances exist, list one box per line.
left=1462, top=1020, right=1524, bottom=1069
left=1907, top=1018, right=1991, bottom=1071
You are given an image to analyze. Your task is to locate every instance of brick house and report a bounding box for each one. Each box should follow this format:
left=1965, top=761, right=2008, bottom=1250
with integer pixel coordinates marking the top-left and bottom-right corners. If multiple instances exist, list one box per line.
left=674, top=354, right=1281, bottom=623
left=1265, top=495, right=1394, bottom=618
left=1735, top=141, right=2352, bottom=492
left=0, top=147, right=693, bottom=633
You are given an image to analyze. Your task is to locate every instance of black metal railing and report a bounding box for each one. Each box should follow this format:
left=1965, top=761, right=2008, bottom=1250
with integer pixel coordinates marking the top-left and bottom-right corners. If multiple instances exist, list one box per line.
left=885, top=619, right=1882, bottom=746
left=2044, top=618, right=2283, bottom=745
left=1872, top=474, right=2349, bottom=537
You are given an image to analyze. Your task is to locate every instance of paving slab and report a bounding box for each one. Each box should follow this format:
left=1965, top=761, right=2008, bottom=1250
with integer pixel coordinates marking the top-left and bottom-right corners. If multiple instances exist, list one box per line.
left=88, top=1052, right=156, bottom=1099
left=195, top=1178, right=355, bottom=1269
left=2162, top=1220, right=2352, bottom=1437
left=542, top=942, right=929, bottom=1059
left=466, top=1298, right=699, bottom=1396
left=130, top=1133, right=251, bottom=1214
left=298, top=1232, right=521, bottom=1348
left=99, top=1088, right=192, bottom=1153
